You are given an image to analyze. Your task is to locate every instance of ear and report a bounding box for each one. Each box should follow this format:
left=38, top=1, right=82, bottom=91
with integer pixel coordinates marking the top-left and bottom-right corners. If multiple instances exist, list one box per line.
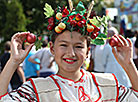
left=49, top=41, right=55, bottom=55
left=86, top=47, right=90, bottom=58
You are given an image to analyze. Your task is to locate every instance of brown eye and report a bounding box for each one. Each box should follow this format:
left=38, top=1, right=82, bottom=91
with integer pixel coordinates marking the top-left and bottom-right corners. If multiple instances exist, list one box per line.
left=75, top=46, right=84, bottom=48
left=60, top=44, right=67, bottom=47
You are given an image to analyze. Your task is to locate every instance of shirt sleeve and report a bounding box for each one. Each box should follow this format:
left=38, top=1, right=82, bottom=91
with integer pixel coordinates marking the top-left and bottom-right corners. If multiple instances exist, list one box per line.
left=0, top=81, right=37, bottom=102
left=118, top=85, right=138, bottom=102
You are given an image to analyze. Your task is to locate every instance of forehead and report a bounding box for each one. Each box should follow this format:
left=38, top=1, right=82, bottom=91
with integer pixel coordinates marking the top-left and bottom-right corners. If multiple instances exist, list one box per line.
left=55, top=31, right=87, bottom=44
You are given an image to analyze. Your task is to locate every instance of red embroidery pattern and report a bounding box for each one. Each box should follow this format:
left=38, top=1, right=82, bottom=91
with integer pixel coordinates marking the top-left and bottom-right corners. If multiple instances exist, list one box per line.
left=78, top=86, right=92, bottom=102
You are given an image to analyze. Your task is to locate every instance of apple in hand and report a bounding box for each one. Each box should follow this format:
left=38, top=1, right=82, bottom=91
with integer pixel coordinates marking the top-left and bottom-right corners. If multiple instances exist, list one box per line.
left=109, top=37, right=118, bottom=47
left=26, top=33, right=36, bottom=44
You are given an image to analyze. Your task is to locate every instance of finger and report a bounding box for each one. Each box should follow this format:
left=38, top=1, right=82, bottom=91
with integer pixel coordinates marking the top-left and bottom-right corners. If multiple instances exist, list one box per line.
left=126, top=38, right=132, bottom=47
left=19, top=32, right=30, bottom=41
left=114, top=34, right=124, bottom=46
left=11, top=32, right=30, bottom=55
left=118, top=35, right=128, bottom=46
left=11, top=32, right=30, bottom=42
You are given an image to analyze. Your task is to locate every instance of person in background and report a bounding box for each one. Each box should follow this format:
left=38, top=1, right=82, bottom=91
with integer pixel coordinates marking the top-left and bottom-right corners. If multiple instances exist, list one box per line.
left=0, top=41, right=26, bottom=90
left=134, top=30, right=138, bottom=68
left=0, top=41, right=12, bottom=92
left=28, top=40, right=57, bottom=77
left=22, top=42, right=40, bottom=80
left=91, top=44, right=105, bottom=73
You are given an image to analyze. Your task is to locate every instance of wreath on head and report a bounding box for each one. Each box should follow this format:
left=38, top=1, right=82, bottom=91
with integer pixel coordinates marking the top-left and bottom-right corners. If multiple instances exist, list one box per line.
left=44, top=0, right=109, bottom=45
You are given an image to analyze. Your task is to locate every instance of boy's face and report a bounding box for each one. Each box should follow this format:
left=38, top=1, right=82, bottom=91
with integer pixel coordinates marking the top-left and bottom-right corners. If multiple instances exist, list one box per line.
left=50, top=30, right=89, bottom=74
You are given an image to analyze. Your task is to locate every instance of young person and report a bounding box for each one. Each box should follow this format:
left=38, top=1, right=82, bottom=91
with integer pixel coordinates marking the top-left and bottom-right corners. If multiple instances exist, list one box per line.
left=0, top=1, right=138, bottom=101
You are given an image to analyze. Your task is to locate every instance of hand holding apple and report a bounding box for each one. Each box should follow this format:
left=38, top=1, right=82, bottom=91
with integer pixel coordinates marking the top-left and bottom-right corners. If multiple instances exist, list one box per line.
left=109, top=37, right=118, bottom=47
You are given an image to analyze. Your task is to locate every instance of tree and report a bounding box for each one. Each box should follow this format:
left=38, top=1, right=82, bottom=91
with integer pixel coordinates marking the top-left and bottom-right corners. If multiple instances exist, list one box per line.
left=0, top=0, right=27, bottom=54
left=2, top=0, right=27, bottom=40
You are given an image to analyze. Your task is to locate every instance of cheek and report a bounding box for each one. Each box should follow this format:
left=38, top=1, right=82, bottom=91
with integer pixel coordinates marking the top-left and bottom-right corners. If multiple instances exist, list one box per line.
left=76, top=49, right=87, bottom=59
left=54, top=47, right=65, bottom=57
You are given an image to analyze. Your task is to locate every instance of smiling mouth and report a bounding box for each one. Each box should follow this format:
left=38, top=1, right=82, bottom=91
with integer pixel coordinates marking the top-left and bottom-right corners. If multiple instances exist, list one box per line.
left=63, top=58, right=77, bottom=64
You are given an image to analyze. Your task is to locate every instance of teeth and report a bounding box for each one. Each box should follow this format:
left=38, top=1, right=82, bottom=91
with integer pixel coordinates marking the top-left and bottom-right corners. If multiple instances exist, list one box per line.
left=65, top=59, right=74, bottom=62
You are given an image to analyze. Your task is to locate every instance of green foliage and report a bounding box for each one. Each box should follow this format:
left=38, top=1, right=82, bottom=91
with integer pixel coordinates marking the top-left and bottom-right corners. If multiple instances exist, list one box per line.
left=0, top=0, right=27, bottom=54
left=2, top=0, right=27, bottom=38
left=44, top=3, right=54, bottom=18
left=92, top=38, right=105, bottom=45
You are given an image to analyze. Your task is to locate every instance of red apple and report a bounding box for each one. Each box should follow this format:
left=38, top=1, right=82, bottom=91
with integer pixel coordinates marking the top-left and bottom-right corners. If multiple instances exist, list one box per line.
left=26, top=33, right=36, bottom=44
left=109, top=37, right=118, bottom=47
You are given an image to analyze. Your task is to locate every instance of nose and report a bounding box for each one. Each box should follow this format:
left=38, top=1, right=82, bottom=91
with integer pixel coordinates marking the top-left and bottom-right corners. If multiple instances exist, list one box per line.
left=66, top=46, right=75, bottom=57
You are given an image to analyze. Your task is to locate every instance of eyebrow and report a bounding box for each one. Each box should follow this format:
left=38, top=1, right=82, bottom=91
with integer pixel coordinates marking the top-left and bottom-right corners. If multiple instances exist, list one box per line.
left=59, top=40, right=84, bottom=45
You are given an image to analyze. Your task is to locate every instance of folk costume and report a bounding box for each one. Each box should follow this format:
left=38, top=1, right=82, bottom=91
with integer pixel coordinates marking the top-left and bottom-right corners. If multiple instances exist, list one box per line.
left=0, top=0, right=138, bottom=102
left=0, top=69, right=138, bottom=102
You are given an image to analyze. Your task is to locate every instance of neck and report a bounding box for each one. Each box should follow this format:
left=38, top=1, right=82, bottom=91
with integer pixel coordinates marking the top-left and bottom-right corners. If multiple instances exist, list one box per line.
left=57, top=69, right=82, bottom=81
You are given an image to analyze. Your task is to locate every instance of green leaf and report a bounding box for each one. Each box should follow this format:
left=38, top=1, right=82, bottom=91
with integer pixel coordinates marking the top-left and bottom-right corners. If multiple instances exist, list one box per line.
left=76, top=1, right=85, bottom=11
left=91, top=38, right=105, bottom=45
left=44, top=3, right=54, bottom=18
left=97, top=33, right=107, bottom=38
left=35, top=40, right=42, bottom=50
left=89, top=17, right=101, bottom=27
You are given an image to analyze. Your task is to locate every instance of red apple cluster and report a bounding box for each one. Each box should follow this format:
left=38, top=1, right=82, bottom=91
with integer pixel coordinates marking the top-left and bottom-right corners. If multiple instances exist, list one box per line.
left=70, top=13, right=86, bottom=28
left=87, top=23, right=100, bottom=39
left=47, top=17, right=54, bottom=31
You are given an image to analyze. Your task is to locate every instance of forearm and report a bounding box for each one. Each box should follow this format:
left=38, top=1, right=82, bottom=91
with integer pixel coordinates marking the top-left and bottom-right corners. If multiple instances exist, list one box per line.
left=0, top=58, right=19, bottom=95
left=123, top=59, right=138, bottom=90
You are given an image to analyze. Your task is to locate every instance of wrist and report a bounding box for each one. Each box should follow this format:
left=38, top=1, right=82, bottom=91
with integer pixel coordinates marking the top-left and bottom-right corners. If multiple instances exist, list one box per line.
left=8, top=58, right=21, bottom=69
left=123, top=59, right=136, bottom=72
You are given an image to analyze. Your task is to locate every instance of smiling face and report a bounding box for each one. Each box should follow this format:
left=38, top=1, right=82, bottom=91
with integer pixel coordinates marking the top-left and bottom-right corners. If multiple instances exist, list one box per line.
left=50, top=30, right=89, bottom=75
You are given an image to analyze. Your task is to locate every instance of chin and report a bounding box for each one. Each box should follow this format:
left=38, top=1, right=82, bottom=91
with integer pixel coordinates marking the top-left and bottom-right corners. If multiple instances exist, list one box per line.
left=63, top=66, right=80, bottom=72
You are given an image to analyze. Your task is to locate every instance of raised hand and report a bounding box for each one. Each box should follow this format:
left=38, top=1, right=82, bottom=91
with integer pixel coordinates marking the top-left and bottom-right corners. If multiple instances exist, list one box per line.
left=10, top=32, right=34, bottom=65
left=111, top=34, right=138, bottom=90
left=111, top=34, right=133, bottom=70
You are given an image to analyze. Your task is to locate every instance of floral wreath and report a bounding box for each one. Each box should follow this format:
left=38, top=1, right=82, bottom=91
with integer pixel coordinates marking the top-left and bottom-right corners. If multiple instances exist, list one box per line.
left=44, top=0, right=109, bottom=45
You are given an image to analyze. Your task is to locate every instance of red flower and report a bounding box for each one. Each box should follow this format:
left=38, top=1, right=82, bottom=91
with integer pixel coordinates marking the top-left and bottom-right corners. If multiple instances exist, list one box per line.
left=62, top=8, right=69, bottom=17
